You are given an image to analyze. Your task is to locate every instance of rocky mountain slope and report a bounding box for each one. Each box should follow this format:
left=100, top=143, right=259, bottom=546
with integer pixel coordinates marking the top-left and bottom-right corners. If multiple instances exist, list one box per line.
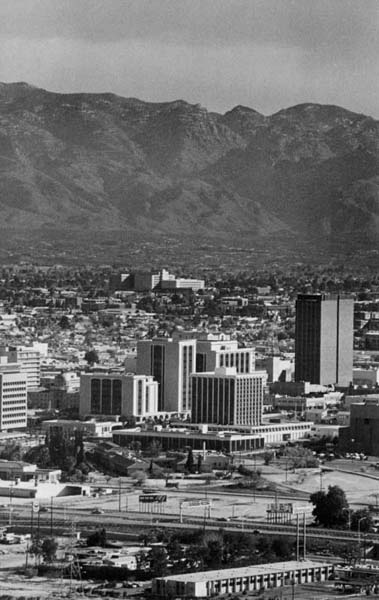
left=0, top=82, right=378, bottom=254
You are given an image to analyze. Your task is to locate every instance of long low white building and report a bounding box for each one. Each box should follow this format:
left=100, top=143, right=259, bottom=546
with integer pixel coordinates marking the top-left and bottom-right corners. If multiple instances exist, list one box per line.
left=113, top=421, right=313, bottom=453
left=170, top=421, right=313, bottom=445
left=152, top=560, right=334, bottom=598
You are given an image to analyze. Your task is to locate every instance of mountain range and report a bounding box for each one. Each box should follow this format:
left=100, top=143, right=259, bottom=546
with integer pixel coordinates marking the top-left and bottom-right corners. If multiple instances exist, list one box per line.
left=0, top=82, right=378, bottom=260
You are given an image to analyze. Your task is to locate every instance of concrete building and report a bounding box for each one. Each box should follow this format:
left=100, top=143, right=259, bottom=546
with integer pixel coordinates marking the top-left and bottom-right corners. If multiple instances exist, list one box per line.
left=41, top=419, right=118, bottom=438
left=295, top=294, right=353, bottom=387
left=113, top=425, right=264, bottom=453
left=353, top=367, right=379, bottom=387
left=0, top=358, right=27, bottom=431
left=191, top=367, right=266, bottom=426
left=269, top=381, right=332, bottom=396
left=132, top=269, right=204, bottom=292
left=80, top=372, right=158, bottom=418
left=113, top=421, right=312, bottom=452
left=137, top=336, right=196, bottom=413
left=363, top=331, right=379, bottom=350
left=256, top=356, right=294, bottom=383
left=0, top=460, right=61, bottom=483
left=340, top=398, right=379, bottom=455
left=5, top=345, right=41, bottom=390
left=272, top=395, right=341, bottom=415
left=195, top=332, right=255, bottom=374
left=152, top=561, right=334, bottom=598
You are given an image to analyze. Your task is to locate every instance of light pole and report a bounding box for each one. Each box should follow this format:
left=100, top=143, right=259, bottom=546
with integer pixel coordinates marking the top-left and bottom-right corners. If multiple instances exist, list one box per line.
left=8, top=484, right=14, bottom=527
left=319, top=469, right=324, bottom=492
left=343, top=508, right=352, bottom=530
left=50, top=496, right=54, bottom=536
left=358, top=516, right=367, bottom=561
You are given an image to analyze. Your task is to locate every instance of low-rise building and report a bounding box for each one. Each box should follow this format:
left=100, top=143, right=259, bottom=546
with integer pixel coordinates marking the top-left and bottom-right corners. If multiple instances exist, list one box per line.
left=152, top=560, right=334, bottom=598
left=41, top=419, right=118, bottom=438
left=340, top=398, right=379, bottom=455
left=112, top=420, right=312, bottom=452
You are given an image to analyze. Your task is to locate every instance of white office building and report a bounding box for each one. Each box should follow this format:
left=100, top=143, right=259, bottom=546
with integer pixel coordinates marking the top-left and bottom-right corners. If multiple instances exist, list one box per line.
left=6, top=345, right=41, bottom=390
left=0, top=358, right=27, bottom=431
left=191, top=366, right=266, bottom=426
left=137, top=336, right=196, bottom=413
left=80, top=372, right=158, bottom=418
left=195, top=333, right=255, bottom=374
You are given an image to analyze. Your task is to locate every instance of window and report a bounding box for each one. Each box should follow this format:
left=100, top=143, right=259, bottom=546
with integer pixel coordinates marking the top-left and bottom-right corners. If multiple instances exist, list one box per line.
left=112, top=379, right=122, bottom=414
left=91, top=379, right=101, bottom=414
left=102, top=379, right=112, bottom=414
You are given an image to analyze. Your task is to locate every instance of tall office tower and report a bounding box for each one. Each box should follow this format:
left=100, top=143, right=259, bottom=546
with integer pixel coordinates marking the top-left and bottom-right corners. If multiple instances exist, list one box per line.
left=295, top=293, right=353, bottom=387
left=80, top=372, right=158, bottom=418
left=195, top=333, right=255, bottom=373
left=137, top=336, right=196, bottom=413
left=191, top=367, right=266, bottom=426
left=6, top=345, right=41, bottom=390
left=0, top=358, right=27, bottom=431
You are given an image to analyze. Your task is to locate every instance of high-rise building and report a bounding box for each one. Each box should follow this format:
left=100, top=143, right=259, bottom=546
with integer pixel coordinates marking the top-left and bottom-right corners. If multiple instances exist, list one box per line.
left=5, top=345, right=41, bottom=390
left=80, top=372, right=158, bottom=418
left=191, top=367, right=266, bottom=426
left=136, top=336, right=196, bottom=413
left=195, top=333, right=255, bottom=374
left=0, top=358, right=27, bottom=431
left=295, top=293, right=353, bottom=387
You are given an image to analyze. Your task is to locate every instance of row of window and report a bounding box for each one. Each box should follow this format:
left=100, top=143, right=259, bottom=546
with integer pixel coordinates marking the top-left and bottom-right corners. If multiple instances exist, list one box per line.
left=90, top=378, right=122, bottom=415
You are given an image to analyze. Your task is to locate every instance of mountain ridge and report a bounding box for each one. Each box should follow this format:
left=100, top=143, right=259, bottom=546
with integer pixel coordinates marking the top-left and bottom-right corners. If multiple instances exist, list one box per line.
left=0, top=82, right=378, bottom=258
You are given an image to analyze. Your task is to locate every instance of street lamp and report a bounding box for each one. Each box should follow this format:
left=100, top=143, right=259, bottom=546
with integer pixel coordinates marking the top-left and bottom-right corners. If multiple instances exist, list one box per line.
left=319, top=469, right=324, bottom=492
left=342, top=508, right=352, bottom=530
left=358, top=516, right=367, bottom=560
left=8, top=484, right=14, bottom=527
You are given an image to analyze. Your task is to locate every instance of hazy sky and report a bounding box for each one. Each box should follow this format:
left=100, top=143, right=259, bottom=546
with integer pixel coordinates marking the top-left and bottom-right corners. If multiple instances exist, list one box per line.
left=0, top=0, right=378, bottom=117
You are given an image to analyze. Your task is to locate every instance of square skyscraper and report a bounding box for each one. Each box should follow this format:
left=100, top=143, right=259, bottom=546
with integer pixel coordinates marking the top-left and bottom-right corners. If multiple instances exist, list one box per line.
left=295, top=294, right=353, bottom=387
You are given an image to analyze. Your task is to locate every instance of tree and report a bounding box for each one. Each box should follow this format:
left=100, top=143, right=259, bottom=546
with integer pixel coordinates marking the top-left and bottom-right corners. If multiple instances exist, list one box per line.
left=59, top=315, right=71, bottom=329
left=272, top=537, right=292, bottom=559
left=310, top=485, right=349, bottom=528
left=350, top=509, right=374, bottom=533
left=84, top=349, right=99, bottom=366
left=41, top=537, right=58, bottom=562
left=185, top=448, right=194, bottom=473
left=263, top=451, right=275, bottom=466
left=29, top=537, right=43, bottom=566
left=148, top=546, right=168, bottom=577
left=133, top=470, right=146, bottom=486
left=87, top=528, right=107, bottom=547
left=197, top=454, right=203, bottom=474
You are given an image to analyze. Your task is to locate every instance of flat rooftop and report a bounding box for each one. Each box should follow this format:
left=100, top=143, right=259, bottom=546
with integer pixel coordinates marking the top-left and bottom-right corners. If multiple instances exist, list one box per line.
left=156, top=560, right=333, bottom=582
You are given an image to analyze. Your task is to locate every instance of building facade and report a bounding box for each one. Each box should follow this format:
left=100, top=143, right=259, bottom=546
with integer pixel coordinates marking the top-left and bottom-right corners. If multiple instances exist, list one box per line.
left=295, top=294, right=353, bottom=387
left=191, top=367, right=266, bottom=426
left=80, top=372, right=158, bottom=418
left=340, top=399, right=379, bottom=455
left=153, top=561, right=334, bottom=598
left=195, top=333, right=255, bottom=374
left=137, top=337, right=196, bottom=413
left=0, top=359, right=27, bottom=431
left=6, top=345, right=40, bottom=390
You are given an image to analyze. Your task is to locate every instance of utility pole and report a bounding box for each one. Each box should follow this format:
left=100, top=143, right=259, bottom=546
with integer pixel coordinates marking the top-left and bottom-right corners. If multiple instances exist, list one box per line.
left=303, top=512, right=306, bottom=560
left=50, top=496, right=54, bottom=536
left=296, top=514, right=300, bottom=561
left=8, top=485, right=13, bottom=527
